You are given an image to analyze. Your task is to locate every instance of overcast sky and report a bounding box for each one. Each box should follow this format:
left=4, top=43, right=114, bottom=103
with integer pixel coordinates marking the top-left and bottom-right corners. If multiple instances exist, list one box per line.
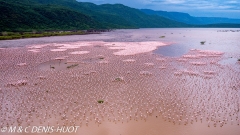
left=77, top=0, right=240, bottom=19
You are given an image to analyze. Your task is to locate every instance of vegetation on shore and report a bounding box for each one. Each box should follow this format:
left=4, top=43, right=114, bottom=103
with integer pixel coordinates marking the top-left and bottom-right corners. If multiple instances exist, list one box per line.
left=0, top=31, right=87, bottom=40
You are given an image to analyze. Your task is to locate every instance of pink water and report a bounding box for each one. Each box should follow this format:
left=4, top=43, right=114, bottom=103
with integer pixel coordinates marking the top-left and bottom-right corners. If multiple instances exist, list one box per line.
left=0, top=28, right=240, bottom=135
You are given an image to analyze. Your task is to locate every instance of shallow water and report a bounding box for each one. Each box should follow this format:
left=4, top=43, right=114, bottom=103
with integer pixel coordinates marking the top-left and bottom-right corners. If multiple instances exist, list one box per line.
left=219, top=57, right=238, bottom=65
left=110, top=28, right=240, bottom=56
left=153, top=44, right=188, bottom=57
left=38, top=60, right=79, bottom=71
left=0, top=28, right=240, bottom=135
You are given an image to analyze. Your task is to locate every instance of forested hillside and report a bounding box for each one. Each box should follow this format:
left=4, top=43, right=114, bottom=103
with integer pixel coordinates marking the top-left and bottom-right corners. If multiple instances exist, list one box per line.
left=0, top=0, right=188, bottom=31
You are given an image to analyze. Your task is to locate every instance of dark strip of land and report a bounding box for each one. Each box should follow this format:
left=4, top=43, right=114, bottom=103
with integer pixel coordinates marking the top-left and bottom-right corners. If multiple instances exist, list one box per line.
left=0, top=29, right=111, bottom=40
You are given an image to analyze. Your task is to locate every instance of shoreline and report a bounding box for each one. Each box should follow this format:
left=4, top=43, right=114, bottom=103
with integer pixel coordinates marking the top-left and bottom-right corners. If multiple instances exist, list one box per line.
left=0, top=29, right=112, bottom=41
left=2, top=27, right=240, bottom=41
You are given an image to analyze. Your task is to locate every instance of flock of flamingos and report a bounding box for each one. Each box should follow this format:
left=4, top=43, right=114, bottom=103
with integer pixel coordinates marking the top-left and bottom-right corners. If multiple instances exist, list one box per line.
left=0, top=40, right=239, bottom=132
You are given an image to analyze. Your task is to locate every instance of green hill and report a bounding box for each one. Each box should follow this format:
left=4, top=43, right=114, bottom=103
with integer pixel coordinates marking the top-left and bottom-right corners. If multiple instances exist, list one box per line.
left=0, top=0, right=188, bottom=31
left=29, top=0, right=188, bottom=28
left=0, top=0, right=104, bottom=31
left=2, top=0, right=237, bottom=32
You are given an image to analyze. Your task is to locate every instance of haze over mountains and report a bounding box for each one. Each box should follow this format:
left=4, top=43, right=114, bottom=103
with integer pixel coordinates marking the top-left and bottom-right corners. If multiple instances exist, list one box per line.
left=0, top=0, right=239, bottom=31
left=141, top=9, right=240, bottom=25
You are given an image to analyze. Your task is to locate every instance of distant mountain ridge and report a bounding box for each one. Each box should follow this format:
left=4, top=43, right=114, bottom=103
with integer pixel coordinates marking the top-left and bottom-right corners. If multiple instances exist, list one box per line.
left=0, top=0, right=239, bottom=31
left=140, top=9, right=240, bottom=25
left=0, top=0, right=188, bottom=31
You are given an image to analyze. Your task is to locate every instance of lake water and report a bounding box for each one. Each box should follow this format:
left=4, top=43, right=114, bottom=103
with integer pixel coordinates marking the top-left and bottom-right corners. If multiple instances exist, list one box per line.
left=1, top=28, right=239, bottom=55
left=0, top=28, right=240, bottom=135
